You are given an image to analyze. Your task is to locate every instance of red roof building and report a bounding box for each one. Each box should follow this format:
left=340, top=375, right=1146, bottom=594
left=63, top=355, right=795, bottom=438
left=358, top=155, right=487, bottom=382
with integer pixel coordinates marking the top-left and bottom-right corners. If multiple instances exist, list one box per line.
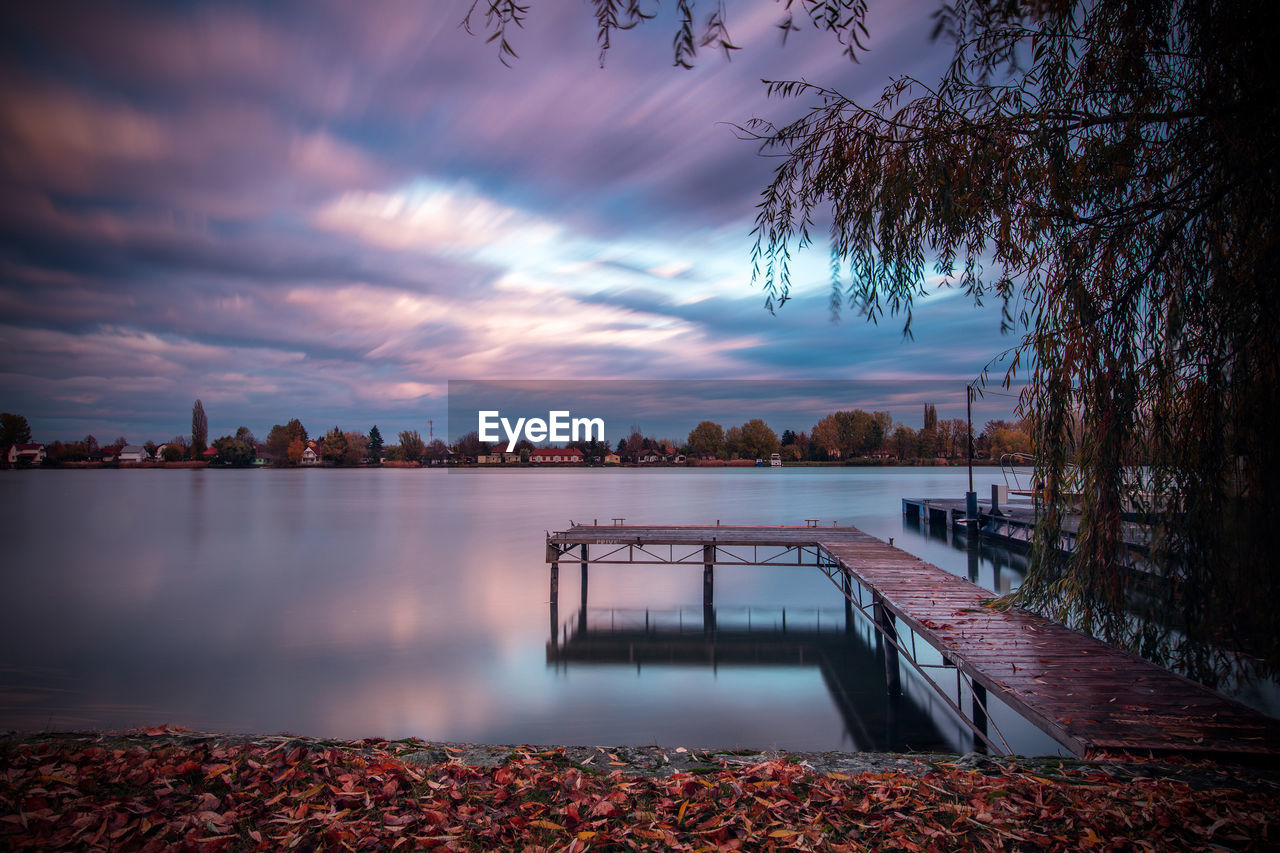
left=6, top=443, right=46, bottom=464
left=529, top=447, right=584, bottom=464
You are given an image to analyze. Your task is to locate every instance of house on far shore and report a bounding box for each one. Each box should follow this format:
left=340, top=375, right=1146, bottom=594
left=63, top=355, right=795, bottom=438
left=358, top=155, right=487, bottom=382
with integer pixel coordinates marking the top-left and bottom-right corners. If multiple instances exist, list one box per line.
left=426, top=448, right=454, bottom=466
left=118, top=445, right=150, bottom=463
left=655, top=447, right=681, bottom=464
left=478, top=443, right=523, bottom=464
left=604, top=453, right=621, bottom=465
left=253, top=444, right=273, bottom=466
left=301, top=441, right=321, bottom=465
left=7, top=443, right=46, bottom=464
left=530, top=447, right=584, bottom=464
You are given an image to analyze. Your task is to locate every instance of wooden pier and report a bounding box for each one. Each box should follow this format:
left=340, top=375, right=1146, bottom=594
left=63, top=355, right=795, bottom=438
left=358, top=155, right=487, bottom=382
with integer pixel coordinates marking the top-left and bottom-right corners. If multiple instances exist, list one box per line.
left=546, top=523, right=1280, bottom=761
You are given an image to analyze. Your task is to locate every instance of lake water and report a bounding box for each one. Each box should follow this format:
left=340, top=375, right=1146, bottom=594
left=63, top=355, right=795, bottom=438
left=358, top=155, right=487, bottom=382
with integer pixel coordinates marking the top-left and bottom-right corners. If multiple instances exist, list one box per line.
left=1, top=467, right=1064, bottom=754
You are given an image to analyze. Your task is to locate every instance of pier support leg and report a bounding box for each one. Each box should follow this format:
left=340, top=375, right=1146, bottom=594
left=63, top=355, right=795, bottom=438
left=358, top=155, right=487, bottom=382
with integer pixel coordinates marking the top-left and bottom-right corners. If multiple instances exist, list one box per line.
left=702, top=545, right=714, bottom=609
left=549, top=599, right=558, bottom=650
left=549, top=554, right=560, bottom=650
left=966, top=536, right=980, bottom=584
left=577, top=546, right=589, bottom=634
left=843, top=572, right=854, bottom=632
left=874, top=597, right=901, bottom=697
left=972, top=682, right=989, bottom=754
left=965, top=491, right=981, bottom=544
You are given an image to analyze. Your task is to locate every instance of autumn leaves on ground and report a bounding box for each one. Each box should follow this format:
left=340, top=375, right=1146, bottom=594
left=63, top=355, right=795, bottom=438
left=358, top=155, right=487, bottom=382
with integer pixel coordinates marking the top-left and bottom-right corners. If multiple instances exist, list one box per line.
left=2, top=731, right=1276, bottom=851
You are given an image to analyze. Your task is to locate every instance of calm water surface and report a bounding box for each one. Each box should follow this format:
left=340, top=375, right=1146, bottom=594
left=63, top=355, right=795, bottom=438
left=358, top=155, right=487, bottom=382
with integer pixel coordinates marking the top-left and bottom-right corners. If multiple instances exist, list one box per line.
left=1, top=467, right=1063, bottom=754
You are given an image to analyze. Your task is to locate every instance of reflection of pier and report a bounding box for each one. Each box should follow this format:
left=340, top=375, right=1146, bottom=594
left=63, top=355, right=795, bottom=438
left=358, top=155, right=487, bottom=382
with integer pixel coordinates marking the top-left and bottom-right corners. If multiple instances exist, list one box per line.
left=547, top=606, right=957, bottom=753
left=546, top=524, right=1280, bottom=761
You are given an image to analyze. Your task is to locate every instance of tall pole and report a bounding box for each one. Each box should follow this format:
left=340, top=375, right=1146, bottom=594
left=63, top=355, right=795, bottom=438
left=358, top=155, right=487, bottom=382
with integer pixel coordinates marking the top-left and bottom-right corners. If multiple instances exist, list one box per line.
left=967, top=384, right=974, bottom=493
left=965, top=383, right=978, bottom=525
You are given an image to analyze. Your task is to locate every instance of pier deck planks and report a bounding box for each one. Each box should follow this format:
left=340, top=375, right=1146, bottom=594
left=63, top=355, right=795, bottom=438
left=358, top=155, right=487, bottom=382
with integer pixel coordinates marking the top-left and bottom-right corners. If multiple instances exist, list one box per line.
left=550, top=524, right=1280, bottom=760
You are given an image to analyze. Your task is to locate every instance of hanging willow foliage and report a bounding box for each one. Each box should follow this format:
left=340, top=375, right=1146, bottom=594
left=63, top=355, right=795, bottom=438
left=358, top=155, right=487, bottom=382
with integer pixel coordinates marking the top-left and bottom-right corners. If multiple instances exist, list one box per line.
left=467, top=1, right=1279, bottom=687
left=746, top=0, right=1280, bottom=687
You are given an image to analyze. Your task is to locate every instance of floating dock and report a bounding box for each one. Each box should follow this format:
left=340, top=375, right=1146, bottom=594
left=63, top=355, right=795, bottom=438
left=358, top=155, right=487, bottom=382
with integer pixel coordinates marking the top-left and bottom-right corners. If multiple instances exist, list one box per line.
left=546, top=523, right=1280, bottom=761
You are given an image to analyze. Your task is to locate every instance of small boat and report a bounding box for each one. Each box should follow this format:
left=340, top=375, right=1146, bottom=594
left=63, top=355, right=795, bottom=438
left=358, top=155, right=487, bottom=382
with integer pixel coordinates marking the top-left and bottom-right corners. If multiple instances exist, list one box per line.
left=770, top=453, right=782, bottom=467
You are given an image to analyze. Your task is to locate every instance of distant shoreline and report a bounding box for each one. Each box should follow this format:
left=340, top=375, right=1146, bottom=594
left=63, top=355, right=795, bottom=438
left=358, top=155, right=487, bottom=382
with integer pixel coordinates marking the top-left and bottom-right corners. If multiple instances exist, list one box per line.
left=4, top=459, right=1008, bottom=471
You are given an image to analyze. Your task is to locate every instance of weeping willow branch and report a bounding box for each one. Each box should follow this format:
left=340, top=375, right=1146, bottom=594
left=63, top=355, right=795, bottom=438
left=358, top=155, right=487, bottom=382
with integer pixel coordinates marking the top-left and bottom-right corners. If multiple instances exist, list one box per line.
left=466, top=0, right=1280, bottom=688
left=748, top=0, right=1280, bottom=687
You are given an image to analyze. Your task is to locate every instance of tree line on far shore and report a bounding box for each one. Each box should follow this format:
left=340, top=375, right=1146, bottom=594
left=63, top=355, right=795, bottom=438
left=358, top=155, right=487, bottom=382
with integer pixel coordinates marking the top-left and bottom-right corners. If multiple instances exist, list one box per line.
left=2, top=401, right=1032, bottom=468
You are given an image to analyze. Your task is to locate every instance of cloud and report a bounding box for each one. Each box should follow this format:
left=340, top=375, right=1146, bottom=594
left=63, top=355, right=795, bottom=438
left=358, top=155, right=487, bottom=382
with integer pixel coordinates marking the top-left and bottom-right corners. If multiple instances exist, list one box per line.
left=314, top=180, right=562, bottom=253
left=0, top=0, right=1003, bottom=442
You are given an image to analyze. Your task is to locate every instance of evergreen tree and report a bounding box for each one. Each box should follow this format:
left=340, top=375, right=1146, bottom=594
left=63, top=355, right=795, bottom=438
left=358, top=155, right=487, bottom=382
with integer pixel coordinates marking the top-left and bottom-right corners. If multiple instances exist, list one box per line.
left=367, top=425, right=384, bottom=463
left=0, top=412, right=32, bottom=458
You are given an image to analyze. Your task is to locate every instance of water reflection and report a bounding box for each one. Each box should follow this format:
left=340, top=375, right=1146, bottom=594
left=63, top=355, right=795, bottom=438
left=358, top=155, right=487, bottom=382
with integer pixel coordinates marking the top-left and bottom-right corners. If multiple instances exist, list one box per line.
left=0, top=467, right=1062, bottom=751
left=548, top=606, right=957, bottom=753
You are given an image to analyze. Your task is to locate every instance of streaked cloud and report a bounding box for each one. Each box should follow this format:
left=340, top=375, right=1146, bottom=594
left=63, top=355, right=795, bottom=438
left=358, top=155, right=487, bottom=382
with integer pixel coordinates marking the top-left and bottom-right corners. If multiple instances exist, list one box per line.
left=0, top=0, right=1021, bottom=442
left=315, top=181, right=562, bottom=253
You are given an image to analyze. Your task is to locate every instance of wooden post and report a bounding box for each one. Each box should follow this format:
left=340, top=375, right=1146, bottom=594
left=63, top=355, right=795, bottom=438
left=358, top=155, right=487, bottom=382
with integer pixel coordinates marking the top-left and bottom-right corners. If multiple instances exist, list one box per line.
left=702, top=544, right=715, bottom=609
left=843, top=572, right=854, bottom=631
left=547, top=539, right=561, bottom=608
left=578, top=549, right=589, bottom=634
left=874, top=596, right=901, bottom=697
left=549, top=600, right=558, bottom=650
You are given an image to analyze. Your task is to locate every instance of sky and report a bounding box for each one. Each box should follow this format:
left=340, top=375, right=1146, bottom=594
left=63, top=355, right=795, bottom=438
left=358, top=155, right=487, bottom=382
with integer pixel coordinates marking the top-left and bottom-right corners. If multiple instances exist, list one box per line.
left=0, top=0, right=1027, bottom=445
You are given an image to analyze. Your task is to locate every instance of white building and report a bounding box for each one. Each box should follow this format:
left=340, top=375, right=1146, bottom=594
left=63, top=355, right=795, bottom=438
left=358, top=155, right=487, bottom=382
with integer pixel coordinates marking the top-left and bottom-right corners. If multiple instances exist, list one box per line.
left=118, top=445, right=150, bottom=463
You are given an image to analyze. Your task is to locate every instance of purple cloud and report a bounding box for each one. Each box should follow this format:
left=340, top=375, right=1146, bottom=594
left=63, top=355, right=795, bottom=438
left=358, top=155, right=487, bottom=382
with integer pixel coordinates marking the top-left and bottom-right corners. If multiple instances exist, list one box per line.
left=0, top=0, right=1010, bottom=443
